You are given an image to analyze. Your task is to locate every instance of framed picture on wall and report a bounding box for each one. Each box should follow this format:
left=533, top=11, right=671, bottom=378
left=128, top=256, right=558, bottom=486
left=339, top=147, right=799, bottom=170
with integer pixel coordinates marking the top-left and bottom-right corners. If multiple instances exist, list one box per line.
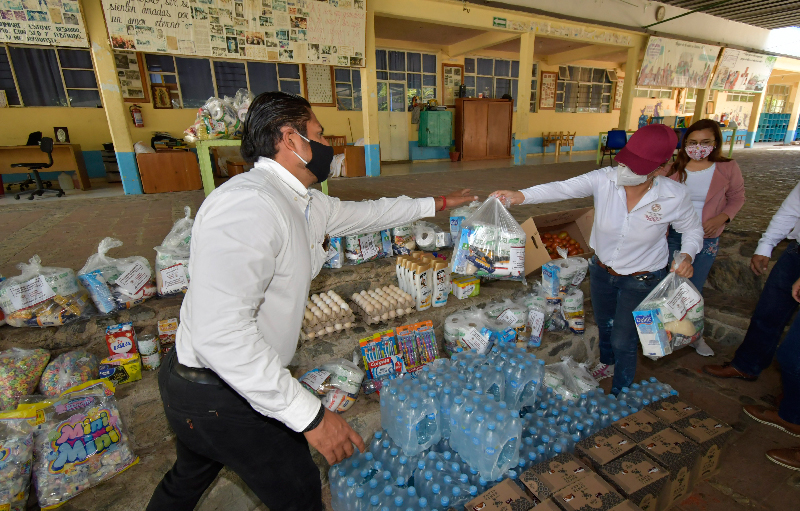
left=302, top=64, right=336, bottom=107
left=152, top=85, right=173, bottom=109
left=614, top=78, right=624, bottom=110
left=539, top=71, right=557, bottom=110
left=442, top=63, right=464, bottom=107
left=115, top=51, right=149, bottom=103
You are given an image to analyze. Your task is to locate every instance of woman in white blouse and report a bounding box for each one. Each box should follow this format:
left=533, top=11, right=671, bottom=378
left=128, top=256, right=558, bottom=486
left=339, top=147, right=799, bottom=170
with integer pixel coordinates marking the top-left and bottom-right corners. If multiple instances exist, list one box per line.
left=492, top=124, right=704, bottom=395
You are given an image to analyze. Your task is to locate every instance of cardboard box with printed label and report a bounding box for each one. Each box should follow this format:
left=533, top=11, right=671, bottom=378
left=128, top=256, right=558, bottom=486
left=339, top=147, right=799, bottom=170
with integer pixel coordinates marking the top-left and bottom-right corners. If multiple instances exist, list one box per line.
left=671, top=410, right=733, bottom=479
left=520, top=208, right=595, bottom=276
left=465, top=479, right=536, bottom=511
left=575, top=426, right=638, bottom=471
left=646, top=396, right=701, bottom=424
left=520, top=453, right=591, bottom=502
left=638, top=429, right=702, bottom=508
left=598, top=449, right=670, bottom=511
left=612, top=410, right=669, bottom=444
left=554, top=473, right=625, bottom=511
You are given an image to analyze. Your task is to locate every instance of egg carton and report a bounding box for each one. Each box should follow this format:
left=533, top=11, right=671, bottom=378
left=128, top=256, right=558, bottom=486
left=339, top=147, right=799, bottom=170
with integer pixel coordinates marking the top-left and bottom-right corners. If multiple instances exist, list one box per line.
left=302, top=290, right=356, bottom=340
left=349, top=285, right=416, bottom=325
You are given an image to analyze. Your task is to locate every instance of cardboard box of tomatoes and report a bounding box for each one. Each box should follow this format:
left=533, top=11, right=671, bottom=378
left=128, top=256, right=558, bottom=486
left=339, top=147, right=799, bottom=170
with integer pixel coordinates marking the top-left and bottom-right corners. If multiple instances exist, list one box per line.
left=520, top=207, right=595, bottom=276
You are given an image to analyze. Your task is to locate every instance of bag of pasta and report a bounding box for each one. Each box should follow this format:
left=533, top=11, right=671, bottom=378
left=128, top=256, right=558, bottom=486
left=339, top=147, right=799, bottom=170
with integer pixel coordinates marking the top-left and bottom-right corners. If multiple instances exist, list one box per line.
left=451, top=197, right=526, bottom=282
left=0, top=256, right=92, bottom=328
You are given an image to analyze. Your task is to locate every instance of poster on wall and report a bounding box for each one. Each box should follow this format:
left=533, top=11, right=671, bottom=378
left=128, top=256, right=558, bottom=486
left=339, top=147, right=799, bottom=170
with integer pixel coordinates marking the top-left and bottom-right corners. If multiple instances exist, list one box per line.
left=99, top=0, right=365, bottom=66
left=442, top=63, right=463, bottom=107
left=114, top=51, right=148, bottom=101
left=637, top=36, right=720, bottom=89
left=710, top=48, right=777, bottom=92
left=0, top=0, right=88, bottom=47
left=614, top=78, right=624, bottom=110
left=539, top=71, right=557, bottom=110
left=303, top=64, right=334, bottom=106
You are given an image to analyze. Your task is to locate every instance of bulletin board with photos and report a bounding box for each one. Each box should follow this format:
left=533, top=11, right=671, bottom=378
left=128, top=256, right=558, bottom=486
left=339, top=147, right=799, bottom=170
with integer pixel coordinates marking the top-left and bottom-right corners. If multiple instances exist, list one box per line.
left=442, top=63, right=464, bottom=107
left=113, top=51, right=149, bottom=102
left=0, top=0, right=88, bottom=47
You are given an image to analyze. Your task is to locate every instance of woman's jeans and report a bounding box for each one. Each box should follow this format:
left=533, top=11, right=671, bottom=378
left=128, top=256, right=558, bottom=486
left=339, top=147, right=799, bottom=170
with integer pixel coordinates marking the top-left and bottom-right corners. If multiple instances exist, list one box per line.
left=667, top=226, right=719, bottom=294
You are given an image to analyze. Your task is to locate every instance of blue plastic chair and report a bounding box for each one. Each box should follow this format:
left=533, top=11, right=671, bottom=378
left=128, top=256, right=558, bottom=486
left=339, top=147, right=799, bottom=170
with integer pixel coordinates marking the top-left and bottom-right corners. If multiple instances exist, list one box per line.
left=601, top=130, right=627, bottom=167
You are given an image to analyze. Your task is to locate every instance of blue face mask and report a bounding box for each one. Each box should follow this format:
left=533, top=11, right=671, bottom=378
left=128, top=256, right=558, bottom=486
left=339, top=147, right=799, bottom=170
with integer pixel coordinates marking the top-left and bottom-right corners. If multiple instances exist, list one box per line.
left=291, top=131, right=335, bottom=183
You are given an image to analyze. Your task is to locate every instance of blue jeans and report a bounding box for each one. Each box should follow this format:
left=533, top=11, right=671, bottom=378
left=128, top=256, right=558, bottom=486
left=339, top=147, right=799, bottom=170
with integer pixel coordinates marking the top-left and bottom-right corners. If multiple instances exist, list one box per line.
left=666, top=226, right=719, bottom=294
left=589, top=256, right=667, bottom=395
left=731, top=242, right=800, bottom=425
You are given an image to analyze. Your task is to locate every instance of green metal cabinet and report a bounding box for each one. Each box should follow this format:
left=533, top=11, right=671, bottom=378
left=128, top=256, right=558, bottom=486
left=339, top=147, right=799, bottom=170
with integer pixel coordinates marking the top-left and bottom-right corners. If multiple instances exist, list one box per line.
left=418, top=110, right=453, bottom=147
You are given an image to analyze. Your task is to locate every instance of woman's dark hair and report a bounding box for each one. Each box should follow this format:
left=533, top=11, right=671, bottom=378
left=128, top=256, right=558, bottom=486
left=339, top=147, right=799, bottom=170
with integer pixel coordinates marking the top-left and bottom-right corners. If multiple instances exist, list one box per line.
left=668, top=118, right=731, bottom=183
left=241, top=92, right=312, bottom=163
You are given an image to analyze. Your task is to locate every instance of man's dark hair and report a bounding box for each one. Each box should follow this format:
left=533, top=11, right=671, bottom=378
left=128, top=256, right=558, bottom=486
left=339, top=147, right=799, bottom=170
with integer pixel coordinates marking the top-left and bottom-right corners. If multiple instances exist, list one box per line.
left=240, top=92, right=312, bottom=163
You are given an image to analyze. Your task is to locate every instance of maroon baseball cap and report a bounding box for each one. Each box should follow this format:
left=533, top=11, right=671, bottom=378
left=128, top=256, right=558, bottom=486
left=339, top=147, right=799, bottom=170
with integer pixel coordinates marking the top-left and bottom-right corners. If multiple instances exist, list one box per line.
left=614, top=124, right=678, bottom=175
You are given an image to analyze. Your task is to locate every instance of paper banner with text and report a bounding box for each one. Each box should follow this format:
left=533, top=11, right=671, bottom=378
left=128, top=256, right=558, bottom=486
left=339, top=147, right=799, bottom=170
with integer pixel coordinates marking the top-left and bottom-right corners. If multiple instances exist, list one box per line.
left=637, top=36, right=721, bottom=89
left=100, top=0, right=365, bottom=66
left=710, top=48, right=777, bottom=93
left=0, top=0, right=88, bottom=47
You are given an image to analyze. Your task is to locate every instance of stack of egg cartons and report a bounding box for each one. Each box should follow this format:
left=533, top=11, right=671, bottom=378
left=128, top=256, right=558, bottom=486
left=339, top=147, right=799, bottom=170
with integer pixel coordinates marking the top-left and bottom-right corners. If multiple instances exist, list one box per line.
left=301, top=290, right=356, bottom=340
left=350, top=286, right=415, bottom=325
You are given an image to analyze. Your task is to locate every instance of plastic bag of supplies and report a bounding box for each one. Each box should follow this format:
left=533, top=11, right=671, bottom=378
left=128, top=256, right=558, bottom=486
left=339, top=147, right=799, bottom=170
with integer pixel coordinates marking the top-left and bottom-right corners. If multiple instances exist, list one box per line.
left=154, top=207, right=193, bottom=296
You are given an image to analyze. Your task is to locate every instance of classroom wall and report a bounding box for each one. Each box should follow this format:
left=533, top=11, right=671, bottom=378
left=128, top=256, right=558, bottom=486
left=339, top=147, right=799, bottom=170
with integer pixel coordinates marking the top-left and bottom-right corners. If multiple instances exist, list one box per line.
left=711, top=92, right=755, bottom=127
left=627, top=95, right=679, bottom=129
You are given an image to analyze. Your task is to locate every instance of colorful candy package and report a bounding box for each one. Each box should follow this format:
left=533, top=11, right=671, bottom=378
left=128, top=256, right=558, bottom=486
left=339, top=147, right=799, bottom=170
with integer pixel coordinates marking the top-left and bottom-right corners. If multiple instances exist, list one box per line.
left=31, top=380, right=138, bottom=509
left=37, top=351, right=100, bottom=397
left=0, top=409, right=36, bottom=511
left=0, top=348, right=50, bottom=412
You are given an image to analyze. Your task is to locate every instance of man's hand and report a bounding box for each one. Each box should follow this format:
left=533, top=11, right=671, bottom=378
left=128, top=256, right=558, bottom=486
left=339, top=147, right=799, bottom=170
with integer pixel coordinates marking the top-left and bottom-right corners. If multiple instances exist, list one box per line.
left=304, top=409, right=366, bottom=465
left=489, top=190, right=525, bottom=207
left=435, top=189, right=479, bottom=211
left=702, top=213, right=729, bottom=237
left=750, top=255, right=770, bottom=276
left=670, top=253, right=694, bottom=278
left=793, top=278, right=800, bottom=303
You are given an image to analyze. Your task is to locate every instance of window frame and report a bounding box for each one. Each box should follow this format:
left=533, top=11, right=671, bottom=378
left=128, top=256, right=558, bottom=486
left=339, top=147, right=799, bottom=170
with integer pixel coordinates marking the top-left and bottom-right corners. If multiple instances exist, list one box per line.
left=334, top=67, right=361, bottom=111
left=556, top=65, right=613, bottom=113
left=463, top=56, right=522, bottom=110
left=375, top=48, right=436, bottom=110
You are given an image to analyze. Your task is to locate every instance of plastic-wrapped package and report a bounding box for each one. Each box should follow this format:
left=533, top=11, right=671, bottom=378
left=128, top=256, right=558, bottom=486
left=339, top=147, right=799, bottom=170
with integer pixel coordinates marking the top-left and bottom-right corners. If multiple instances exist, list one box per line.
left=78, top=238, right=157, bottom=314
left=442, top=308, right=495, bottom=355
left=322, top=237, right=344, bottom=269
left=633, top=253, right=704, bottom=360
left=37, top=351, right=99, bottom=397
left=232, top=88, right=254, bottom=122
left=0, top=409, right=35, bottom=511
left=562, top=288, right=585, bottom=334
left=451, top=197, right=526, bottom=282
left=541, top=248, right=589, bottom=298
left=0, top=349, right=50, bottom=412
left=0, top=256, right=92, bottom=328
left=485, top=297, right=528, bottom=341
left=31, top=380, right=139, bottom=509
left=449, top=201, right=480, bottom=244
left=183, top=91, right=249, bottom=143
left=391, top=224, right=416, bottom=255
left=544, top=357, right=599, bottom=400
left=412, top=221, right=451, bottom=251
left=154, top=207, right=193, bottom=296
left=344, top=231, right=390, bottom=265
left=299, top=358, right=364, bottom=413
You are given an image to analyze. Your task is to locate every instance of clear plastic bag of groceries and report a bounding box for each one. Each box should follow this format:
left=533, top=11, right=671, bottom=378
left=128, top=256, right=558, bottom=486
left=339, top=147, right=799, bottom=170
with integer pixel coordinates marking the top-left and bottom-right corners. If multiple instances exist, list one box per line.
left=632, top=252, right=704, bottom=360
left=298, top=357, right=365, bottom=413
left=443, top=308, right=493, bottom=355
left=451, top=197, right=526, bottom=282
left=154, top=206, right=194, bottom=296
left=544, top=356, right=599, bottom=400
left=0, top=408, right=36, bottom=511
left=78, top=238, right=157, bottom=314
left=37, top=350, right=100, bottom=397
left=0, top=256, right=93, bottom=328
left=413, top=221, right=451, bottom=251
left=344, top=231, right=391, bottom=265
left=542, top=247, right=589, bottom=298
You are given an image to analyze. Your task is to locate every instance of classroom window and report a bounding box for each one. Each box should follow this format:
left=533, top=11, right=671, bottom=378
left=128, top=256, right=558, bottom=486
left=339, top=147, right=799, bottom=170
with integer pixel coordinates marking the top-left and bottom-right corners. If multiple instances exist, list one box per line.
left=1, top=44, right=100, bottom=107
left=463, top=56, right=521, bottom=108
left=764, top=84, right=789, bottom=114
left=634, top=87, right=673, bottom=99
left=376, top=49, right=436, bottom=108
left=335, top=67, right=362, bottom=111
left=530, top=63, right=538, bottom=113
left=556, top=66, right=613, bottom=113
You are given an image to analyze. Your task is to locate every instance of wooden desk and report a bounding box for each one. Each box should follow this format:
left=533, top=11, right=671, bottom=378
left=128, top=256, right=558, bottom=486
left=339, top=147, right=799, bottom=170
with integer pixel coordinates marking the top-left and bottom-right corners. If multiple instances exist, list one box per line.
left=0, top=144, right=91, bottom=190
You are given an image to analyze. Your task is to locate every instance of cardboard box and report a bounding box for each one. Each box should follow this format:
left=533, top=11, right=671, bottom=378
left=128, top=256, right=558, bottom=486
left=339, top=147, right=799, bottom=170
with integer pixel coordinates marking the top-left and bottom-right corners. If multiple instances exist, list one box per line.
left=609, top=501, right=645, bottom=511
left=554, top=473, right=625, bottom=511
left=575, top=427, right=638, bottom=471
left=105, top=322, right=139, bottom=357
left=521, top=208, right=595, bottom=276
left=99, top=353, right=142, bottom=385
left=533, top=499, right=563, bottom=511
left=465, top=479, right=536, bottom=511
left=646, top=396, right=701, bottom=424
left=671, top=410, right=733, bottom=479
left=638, top=429, right=702, bottom=508
left=520, top=453, right=591, bottom=502
left=612, top=410, right=669, bottom=444
left=599, top=450, right=670, bottom=511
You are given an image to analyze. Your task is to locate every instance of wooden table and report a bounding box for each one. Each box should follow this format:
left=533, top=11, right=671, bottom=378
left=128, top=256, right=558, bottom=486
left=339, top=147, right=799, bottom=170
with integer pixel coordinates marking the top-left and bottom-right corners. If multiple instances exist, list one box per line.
left=0, top=144, right=91, bottom=190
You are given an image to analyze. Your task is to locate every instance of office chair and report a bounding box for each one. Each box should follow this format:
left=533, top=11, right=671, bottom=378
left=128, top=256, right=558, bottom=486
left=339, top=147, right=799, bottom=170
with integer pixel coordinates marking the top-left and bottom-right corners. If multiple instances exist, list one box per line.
left=600, top=129, right=628, bottom=167
left=12, top=138, right=64, bottom=200
left=6, top=132, right=52, bottom=192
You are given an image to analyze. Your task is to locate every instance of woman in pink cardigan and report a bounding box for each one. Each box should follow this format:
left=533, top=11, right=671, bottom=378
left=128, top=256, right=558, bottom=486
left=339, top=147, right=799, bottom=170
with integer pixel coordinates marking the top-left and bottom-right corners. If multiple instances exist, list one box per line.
left=665, top=119, right=746, bottom=356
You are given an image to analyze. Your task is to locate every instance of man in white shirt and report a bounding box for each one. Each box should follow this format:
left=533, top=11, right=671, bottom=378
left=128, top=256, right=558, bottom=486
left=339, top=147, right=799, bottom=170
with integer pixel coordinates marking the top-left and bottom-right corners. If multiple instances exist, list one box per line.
left=703, top=182, right=800, bottom=467
left=491, top=124, right=703, bottom=395
left=146, top=92, right=477, bottom=511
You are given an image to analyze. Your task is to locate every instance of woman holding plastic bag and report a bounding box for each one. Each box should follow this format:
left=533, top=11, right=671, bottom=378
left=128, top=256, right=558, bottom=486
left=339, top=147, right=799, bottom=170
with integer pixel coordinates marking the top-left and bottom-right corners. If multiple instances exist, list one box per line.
left=491, top=124, right=704, bottom=395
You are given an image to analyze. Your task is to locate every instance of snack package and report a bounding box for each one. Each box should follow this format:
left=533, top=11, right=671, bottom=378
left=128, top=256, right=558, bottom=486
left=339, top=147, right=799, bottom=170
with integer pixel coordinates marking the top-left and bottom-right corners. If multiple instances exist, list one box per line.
left=0, top=256, right=92, bottom=328
left=391, top=224, right=416, bottom=255
left=158, top=318, right=179, bottom=356
left=78, top=238, right=157, bottom=314
left=98, top=354, right=142, bottom=385
left=544, top=357, right=599, bottom=400
left=37, top=351, right=100, bottom=397
left=633, top=252, right=704, bottom=360
left=451, top=197, right=526, bottom=282
left=0, top=409, right=36, bottom=511
left=412, top=221, right=451, bottom=251
left=154, top=207, right=193, bottom=296
left=322, top=237, right=344, bottom=269
left=0, top=349, right=50, bottom=411
left=299, top=358, right=365, bottom=413
left=31, top=380, right=138, bottom=509
left=542, top=247, right=589, bottom=298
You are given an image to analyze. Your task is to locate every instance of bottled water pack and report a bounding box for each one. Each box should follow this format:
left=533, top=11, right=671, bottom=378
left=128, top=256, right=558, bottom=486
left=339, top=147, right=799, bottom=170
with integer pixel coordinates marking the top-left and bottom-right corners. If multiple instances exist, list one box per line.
left=380, top=376, right=442, bottom=456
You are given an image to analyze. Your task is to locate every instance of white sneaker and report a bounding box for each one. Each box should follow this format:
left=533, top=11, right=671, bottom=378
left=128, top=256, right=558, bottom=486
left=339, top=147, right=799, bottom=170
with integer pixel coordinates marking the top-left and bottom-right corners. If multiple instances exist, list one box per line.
left=591, top=363, right=615, bottom=381
left=693, top=338, right=715, bottom=357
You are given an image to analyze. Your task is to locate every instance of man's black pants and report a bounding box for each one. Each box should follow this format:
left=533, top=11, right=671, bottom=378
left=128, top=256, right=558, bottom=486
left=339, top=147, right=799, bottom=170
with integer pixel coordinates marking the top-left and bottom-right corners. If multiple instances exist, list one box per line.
left=146, top=350, right=323, bottom=511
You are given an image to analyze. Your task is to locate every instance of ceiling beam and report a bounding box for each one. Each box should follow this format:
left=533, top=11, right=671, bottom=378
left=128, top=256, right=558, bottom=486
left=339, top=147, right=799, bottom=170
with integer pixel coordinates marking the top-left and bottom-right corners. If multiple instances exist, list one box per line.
left=545, top=45, right=622, bottom=66
left=444, top=31, right=520, bottom=58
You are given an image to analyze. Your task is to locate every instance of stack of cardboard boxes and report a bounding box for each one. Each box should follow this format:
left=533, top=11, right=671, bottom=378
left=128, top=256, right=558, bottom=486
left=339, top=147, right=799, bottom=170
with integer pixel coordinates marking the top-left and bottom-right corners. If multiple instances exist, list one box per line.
left=464, top=396, right=733, bottom=511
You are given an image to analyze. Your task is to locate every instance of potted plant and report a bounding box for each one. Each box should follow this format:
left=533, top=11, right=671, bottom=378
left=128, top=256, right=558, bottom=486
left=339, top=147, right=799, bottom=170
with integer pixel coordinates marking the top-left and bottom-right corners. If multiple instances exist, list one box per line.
left=449, top=145, right=460, bottom=162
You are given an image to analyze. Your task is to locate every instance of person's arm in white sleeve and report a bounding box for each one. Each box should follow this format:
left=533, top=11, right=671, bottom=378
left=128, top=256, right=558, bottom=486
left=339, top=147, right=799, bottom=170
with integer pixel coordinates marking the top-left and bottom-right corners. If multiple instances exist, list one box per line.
left=519, top=169, right=602, bottom=205
left=187, top=190, right=321, bottom=432
left=755, top=182, right=800, bottom=257
left=322, top=194, right=436, bottom=237
left=671, top=191, right=704, bottom=262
